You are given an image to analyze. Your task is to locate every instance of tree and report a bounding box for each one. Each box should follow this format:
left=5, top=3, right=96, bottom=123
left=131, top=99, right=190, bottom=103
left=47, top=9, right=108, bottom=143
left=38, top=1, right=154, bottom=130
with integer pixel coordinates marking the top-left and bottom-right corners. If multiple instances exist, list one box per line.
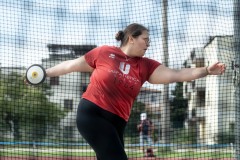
left=170, top=82, right=188, bottom=128
left=0, top=72, right=65, bottom=142
left=0, top=73, right=9, bottom=140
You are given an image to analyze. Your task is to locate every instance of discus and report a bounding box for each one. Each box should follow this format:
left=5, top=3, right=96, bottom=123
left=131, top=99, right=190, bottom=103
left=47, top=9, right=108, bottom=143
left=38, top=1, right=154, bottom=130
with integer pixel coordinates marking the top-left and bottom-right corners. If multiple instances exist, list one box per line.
left=26, top=64, right=46, bottom=85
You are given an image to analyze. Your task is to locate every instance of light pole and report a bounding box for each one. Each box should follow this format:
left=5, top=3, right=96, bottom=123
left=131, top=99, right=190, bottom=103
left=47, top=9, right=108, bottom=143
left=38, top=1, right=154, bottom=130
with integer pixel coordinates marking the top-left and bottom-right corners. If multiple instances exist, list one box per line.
left=161, top=0, right=171, bottom=145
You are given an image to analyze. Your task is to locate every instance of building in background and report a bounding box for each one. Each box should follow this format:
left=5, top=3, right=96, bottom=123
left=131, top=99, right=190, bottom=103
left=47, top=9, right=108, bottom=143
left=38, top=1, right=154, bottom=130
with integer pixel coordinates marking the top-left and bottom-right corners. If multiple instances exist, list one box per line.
left=183, top=35, right=235, bottom=145
left=42, top=44, right=96, bottom=141
left=137, top=87, right=162, bottom=113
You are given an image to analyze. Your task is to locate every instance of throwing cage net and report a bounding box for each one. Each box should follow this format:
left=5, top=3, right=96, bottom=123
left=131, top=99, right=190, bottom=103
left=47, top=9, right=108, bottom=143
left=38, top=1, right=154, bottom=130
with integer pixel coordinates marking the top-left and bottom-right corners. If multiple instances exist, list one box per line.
left=0, top=0, right=239, bottom=159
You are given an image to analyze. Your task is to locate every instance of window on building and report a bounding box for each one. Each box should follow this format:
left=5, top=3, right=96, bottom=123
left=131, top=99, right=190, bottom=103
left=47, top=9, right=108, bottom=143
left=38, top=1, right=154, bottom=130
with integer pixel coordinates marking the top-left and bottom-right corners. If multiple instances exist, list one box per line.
left=229, top=122, right=235, bottom=133
left=185, top=84, right=188, bottom=93
left=50, top=76, right=59, bottom=85
left=64, top=99, right=73, bottom=111
left=191, top=81, right=195, bottom=90
left=198, top=91, right=205, bottom=107
left=151, top=94, right=156, bottom=102
left=195, top=58, right=205, bottom=67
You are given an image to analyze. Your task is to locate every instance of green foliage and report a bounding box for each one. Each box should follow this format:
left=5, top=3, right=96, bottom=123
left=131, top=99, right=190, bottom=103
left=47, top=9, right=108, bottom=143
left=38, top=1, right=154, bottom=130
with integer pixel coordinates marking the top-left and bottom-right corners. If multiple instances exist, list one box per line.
left=0, top=72, right=65, bottom=141
left=170, top=82, right=188, bottom=128
left=216, top=132, right=235, bottom=144
left=171, top=128, right=197, bottom=144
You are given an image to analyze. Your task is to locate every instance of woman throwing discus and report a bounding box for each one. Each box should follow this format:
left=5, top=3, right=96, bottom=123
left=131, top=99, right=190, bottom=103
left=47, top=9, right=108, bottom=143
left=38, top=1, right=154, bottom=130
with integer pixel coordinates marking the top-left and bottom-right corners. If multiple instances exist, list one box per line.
left=44, top=23, right=226, bottom=160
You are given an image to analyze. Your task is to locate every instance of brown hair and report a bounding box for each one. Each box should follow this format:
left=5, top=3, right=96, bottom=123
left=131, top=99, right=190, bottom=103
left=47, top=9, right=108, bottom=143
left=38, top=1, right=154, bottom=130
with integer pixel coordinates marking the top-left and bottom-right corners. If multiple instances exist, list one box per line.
left=115, top=23, right=149, bottom=47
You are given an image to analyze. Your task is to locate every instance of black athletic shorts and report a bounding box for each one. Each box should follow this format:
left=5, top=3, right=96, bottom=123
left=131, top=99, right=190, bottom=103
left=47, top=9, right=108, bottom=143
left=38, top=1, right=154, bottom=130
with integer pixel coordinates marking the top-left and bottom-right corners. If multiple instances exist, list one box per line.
left=76, top=98, right=128, bottom=160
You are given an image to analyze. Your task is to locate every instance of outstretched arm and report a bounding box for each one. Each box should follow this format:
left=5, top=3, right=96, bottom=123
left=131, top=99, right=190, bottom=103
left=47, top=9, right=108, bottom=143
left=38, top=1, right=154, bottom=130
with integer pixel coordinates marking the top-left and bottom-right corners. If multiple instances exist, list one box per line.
left=46, top=56, right=94, bottom=77
left=148, top=62, right=226, bottom=84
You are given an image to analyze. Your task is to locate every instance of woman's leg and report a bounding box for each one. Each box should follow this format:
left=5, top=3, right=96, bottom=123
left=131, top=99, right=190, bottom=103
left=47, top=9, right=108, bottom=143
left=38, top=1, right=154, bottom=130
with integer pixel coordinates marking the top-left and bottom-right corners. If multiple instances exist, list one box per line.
left=76, top=99, right=128, bottom=160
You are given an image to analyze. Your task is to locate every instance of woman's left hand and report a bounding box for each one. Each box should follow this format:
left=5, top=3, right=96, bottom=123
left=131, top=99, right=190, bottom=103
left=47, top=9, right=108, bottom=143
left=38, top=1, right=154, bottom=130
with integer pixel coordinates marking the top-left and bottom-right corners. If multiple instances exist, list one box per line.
left=207, top=62, right=226, bottom=75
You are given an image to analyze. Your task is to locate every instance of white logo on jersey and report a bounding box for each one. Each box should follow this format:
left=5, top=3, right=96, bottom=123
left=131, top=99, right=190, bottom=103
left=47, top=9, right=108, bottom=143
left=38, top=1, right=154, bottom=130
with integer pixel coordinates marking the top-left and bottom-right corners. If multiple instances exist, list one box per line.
left=119, top=62, right=130, bottom=74
left=109, top=54, right=115, bottom=59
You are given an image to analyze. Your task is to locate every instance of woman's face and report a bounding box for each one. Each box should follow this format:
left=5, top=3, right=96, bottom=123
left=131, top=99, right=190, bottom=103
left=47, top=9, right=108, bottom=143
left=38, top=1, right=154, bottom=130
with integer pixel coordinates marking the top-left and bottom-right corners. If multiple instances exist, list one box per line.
left=131, top=30, right=150, bottom=57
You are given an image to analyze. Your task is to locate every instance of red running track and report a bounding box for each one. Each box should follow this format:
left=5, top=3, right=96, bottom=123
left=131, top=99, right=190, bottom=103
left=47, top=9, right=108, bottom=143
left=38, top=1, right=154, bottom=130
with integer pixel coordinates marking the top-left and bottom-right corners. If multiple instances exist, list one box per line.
left=0, top=157, right=234, bottom=160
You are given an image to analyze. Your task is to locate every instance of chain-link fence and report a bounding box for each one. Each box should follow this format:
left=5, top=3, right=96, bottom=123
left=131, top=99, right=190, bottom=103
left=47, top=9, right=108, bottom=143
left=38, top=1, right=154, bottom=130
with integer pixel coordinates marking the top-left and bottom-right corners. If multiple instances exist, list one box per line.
left=0, top=0, right=238, bottom=159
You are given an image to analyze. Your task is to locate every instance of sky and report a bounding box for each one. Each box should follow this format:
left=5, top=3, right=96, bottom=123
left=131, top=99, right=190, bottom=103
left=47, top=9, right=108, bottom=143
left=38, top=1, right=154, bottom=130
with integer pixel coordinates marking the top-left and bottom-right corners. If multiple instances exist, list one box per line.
left=0, top=0, right=233, bottom=72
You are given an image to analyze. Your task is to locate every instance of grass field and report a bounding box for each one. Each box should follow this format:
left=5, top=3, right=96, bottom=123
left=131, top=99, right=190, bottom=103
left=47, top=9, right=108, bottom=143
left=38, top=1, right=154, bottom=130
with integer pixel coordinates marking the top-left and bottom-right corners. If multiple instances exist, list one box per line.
left=0, top=147, right=235, bottom=159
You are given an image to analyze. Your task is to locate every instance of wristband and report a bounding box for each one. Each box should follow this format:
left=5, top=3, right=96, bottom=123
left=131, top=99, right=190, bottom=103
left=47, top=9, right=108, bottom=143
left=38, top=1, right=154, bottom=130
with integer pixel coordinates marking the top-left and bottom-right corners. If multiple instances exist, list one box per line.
left=205, top=66, right=209, bottom=75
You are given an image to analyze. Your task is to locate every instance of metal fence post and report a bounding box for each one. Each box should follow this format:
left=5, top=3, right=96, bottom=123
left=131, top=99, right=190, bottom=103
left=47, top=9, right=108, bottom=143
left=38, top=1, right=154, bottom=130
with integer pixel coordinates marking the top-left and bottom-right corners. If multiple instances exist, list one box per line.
left=234, top=0, right=240, bottom=159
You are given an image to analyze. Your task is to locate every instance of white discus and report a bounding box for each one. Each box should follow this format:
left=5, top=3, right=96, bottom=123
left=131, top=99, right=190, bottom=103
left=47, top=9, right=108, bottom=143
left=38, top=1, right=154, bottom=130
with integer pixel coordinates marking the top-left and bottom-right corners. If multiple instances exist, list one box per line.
left=26, top=64, right=46, bottom=85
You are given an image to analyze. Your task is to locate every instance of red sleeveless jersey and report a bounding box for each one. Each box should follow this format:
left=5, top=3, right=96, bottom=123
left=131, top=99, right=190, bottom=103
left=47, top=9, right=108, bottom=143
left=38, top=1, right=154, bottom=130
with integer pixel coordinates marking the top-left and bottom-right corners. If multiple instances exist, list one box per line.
left=82, top=45, right=161, bottom=121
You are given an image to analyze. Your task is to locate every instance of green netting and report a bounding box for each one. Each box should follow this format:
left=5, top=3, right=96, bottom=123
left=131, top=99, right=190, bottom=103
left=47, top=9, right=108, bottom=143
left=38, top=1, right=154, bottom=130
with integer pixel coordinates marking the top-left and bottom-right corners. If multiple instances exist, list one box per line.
left=0, top=0, right=239, bottom=159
